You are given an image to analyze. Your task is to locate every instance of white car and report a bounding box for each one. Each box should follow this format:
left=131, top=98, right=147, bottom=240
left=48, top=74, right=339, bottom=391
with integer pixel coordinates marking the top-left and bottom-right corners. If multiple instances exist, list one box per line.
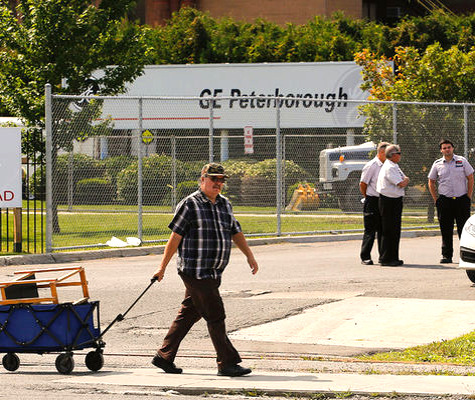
left=459, top=214, right=475, bottom=282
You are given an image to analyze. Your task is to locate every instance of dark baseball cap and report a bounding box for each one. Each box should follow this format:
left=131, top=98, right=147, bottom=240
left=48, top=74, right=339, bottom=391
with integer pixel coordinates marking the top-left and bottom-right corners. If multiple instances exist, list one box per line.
left=201, top=163, right=229, bottom=178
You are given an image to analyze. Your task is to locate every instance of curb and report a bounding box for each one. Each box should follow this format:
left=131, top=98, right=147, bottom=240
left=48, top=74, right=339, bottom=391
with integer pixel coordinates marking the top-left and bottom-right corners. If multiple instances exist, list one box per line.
left=60, top=367, right=475, bottom=397
left=0, top=230, right=440, bottom=267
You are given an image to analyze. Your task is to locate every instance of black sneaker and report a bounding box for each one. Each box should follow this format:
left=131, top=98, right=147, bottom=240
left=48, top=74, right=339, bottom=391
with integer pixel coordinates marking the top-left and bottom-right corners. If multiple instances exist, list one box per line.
left=440, top=258, right=453, bottom=264
left=218, top=364, right=252, bottom=377
left=151, top=354, right=182, bottom=374
left=361, top=260, right=374, bottom=265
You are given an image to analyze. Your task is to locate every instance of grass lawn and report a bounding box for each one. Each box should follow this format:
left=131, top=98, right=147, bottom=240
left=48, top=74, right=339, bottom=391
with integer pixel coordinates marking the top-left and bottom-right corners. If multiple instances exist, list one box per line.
left=51, top=211, right=434, bottom=249
left=359, top=331, right=475, bottom=366
left=0, top=202, right=437, bottom=253
left=0, top=203, right=45, bottom=254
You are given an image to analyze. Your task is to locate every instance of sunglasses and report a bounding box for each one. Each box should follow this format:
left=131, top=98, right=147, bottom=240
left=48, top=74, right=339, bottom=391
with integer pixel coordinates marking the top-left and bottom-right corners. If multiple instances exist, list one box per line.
left=394, top=152, right=401, bottom=155
left=206, top=175, right=226, bottom=183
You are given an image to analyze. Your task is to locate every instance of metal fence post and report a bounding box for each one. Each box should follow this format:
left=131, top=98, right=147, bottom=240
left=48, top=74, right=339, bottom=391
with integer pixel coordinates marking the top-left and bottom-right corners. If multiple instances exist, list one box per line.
left=220, top=130, right=229, bottom=161
left=171, top=134, right=177, bottom=212
left=209, top=100, right=214, bottom=162
left=67, top=150, right=74, bottom=211
left=276, top=99, right=282, bottom=236
left=45, top=84, right=53, bottom=253
left=137, top=98, right=143, bottom=241
left=282, top=134, right=286, bottom=208
left=393, top=103, right=398, bottom=144
left=464, top=104, right=469, bottom=158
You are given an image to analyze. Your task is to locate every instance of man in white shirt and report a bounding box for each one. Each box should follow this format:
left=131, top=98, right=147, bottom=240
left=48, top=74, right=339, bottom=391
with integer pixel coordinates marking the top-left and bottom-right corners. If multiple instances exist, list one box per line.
left=376, top=144, right=410, bottom=266
left=359, top=142, right=389, bottom=265
left=428, top=139, right=474, bottom=263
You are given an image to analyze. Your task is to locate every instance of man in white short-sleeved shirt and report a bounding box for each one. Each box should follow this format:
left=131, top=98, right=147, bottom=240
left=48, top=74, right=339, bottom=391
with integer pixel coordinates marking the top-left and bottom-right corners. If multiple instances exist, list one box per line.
left=359, top=142, right=389, bottom=265
left=428, top=139, right=474, bottom=264
left=376, top=144, right=410, bottom=266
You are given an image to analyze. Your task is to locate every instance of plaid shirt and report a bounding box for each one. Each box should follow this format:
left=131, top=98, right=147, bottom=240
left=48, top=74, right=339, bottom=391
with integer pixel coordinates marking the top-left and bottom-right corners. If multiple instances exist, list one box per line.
left=169, top=190, right=242, bottom=279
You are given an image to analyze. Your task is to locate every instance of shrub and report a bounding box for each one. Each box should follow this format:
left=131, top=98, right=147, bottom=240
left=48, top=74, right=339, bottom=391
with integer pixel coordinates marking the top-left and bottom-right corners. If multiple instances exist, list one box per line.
left=240, top=159, right=309, bottom=206
left=179, top=160, right=204, bottom=182
left=53, top=154, right=104, bottom=203
left=318, top=193, right=340, bottom=209
left=220, top=159, right=258, bottom=203
left=29, top=165, right=45, bottom=201
left=103, top=156, right=136, bottom=186
left=245, top=159, right=307, bottom=181
left=116, top=154, right=187, bottom=205
left=56, top=154, right=104, bottom=182
left=75, top=178, right=115, bottom=205
left=29, top=154, right=104, bottom=203
left=176, top=180, right=199, bottom=200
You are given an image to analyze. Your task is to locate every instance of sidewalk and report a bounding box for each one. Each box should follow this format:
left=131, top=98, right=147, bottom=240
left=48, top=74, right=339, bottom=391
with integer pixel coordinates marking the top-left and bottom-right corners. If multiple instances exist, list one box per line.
left=58, top=367, right=475, bottom=396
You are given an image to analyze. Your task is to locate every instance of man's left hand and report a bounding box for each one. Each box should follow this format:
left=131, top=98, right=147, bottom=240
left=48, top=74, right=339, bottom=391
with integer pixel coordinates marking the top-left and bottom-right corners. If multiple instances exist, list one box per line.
left=248, top=257, right=258, bottom=275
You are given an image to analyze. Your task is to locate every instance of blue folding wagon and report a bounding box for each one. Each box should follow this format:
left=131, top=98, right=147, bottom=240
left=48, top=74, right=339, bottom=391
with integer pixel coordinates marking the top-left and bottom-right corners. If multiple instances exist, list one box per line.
left=0, top=266, right=156, bottom=374
left=0, top=266, right=106, bottom=374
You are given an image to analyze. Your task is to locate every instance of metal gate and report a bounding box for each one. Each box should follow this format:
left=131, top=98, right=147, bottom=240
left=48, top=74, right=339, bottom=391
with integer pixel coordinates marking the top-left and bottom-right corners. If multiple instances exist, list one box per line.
left=0, top=132, right=45, bottom=255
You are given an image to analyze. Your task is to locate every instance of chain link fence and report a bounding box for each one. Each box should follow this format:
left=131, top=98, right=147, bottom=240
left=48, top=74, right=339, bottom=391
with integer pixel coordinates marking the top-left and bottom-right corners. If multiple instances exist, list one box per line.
left=45, top=88, right=475, bottom=251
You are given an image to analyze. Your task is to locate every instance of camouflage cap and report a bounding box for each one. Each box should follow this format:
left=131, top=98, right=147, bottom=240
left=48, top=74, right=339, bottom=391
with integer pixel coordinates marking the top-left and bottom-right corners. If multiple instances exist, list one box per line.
left=201, top=163, right=229, bottom=178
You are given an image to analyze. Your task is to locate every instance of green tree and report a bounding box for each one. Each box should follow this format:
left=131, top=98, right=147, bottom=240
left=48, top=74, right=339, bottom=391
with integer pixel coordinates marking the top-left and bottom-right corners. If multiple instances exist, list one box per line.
left=145, top=7, right=217, bottom=64
left=144, top=8, right=392, bottom=64
left=355, top=44, right=475, bottom=219
left=392, top=10, right=471, bottom=52
left=0, top=0, right=150, bottom=234
left=211, top=18, right=252, bottom=62
left=0, top=0, right=150, bottom=154
left=144, top=8, right=475, bottom=65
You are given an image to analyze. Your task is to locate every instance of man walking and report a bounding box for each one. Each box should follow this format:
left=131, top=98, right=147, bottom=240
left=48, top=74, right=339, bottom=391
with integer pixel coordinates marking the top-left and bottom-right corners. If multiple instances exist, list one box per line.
left=428, top=139, right=474, bottom=263
left=152, top=163, right=258, bottom=377
left=377, top=144, right=410, bottom=266
left=359, top=142, right=389, bottom=265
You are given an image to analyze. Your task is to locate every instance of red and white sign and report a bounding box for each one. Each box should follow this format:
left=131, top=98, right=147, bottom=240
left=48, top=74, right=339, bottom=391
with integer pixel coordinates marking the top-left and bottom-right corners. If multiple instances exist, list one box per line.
left=244, top=126, right=254, bottom=154
left=0, top=128, right=22, bottom=207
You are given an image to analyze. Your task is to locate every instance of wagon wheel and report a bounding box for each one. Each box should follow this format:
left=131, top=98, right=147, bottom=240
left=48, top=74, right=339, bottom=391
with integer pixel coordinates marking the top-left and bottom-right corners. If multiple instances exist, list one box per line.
left=2, top=353, right=20, bottom=371
left=55, top=353, right=75, bottom=374
left=85, top=350, right=104, bottom=372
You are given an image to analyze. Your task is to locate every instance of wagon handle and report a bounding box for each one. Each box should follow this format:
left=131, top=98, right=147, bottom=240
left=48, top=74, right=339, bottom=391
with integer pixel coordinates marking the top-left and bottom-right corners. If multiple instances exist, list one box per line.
left=97, top=277, right=158, bottom=340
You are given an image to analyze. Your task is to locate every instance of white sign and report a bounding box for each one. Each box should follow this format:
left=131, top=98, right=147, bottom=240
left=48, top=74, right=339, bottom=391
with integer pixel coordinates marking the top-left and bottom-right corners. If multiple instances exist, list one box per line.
left=244, top=126, right=254, bottom=154
left=0, top=128, right=22, bottom=207
left=96, top=62, right=369, bottom=130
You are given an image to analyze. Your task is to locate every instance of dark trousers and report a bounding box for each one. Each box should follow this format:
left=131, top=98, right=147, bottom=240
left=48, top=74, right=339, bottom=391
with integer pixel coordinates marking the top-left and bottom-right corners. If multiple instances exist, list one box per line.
left=360, top=195, right=382, bottom=262
left=379, top=194, right=403, bottom=263
left=436, top=195, right=471, bottom=259
left=158, top=272, right=241, bottom=368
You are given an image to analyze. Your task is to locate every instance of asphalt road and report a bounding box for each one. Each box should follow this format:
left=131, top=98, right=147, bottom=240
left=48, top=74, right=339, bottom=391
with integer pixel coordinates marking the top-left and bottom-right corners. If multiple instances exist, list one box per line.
left=1, top=235, right=474, bottom=399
